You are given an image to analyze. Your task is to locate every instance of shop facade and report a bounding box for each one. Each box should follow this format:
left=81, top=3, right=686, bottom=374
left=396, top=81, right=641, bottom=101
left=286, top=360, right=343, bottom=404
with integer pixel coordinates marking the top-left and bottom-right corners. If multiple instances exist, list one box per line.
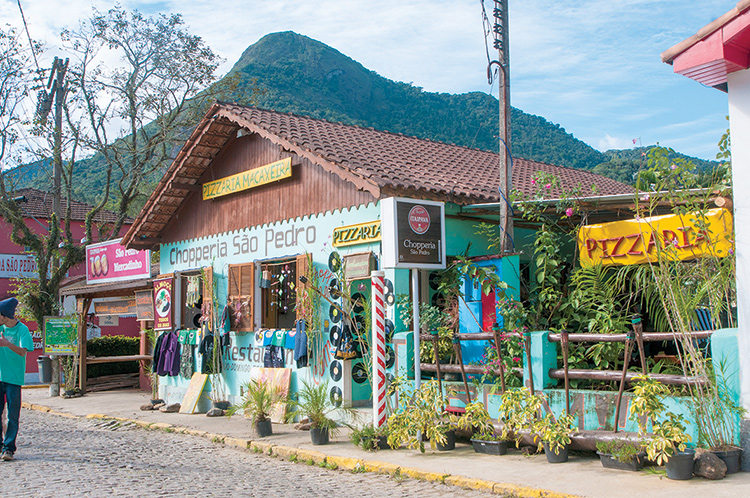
left=123, top=103, right=632, bottom=412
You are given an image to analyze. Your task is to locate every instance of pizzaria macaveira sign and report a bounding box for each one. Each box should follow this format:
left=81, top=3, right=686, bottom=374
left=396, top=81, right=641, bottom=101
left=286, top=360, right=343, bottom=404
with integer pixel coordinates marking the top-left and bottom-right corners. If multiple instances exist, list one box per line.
left=202, top=157, right=292, bottom=200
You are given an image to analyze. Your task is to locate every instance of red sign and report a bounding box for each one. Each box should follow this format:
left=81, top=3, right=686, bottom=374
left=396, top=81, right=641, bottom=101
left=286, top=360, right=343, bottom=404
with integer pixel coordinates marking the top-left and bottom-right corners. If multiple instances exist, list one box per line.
left=408, top=205, right=430, bottom=234
left=86, top=238, right=151, bottom=285
left=153, top=277, right=174, bottom=330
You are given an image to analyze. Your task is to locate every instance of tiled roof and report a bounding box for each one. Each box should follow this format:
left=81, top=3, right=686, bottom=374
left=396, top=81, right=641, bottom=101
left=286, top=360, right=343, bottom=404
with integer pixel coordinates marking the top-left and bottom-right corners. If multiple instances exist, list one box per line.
left=218, top=103, right=632, bottom=201
left=123, top=103, right=632, bottom=248
left=11, top=188, right=129, bottom=224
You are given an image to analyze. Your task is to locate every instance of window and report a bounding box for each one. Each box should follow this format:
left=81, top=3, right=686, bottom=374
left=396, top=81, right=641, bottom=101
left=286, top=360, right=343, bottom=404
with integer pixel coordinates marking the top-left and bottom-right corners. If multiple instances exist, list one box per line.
left=228, top=263, right=255, bottom=332
left=260, top=257, right=298, bottom=329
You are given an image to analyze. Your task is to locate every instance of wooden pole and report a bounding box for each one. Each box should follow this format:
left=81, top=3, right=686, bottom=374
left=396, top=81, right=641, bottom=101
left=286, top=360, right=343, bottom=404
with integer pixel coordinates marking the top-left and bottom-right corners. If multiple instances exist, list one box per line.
left=491, top=328, right=507, bottom=393
left=613, top=331, right=635, bottom=433
left=78, top=298, right=92, bottom=393
left=452, top=337, right=472, bottom=405
left=632, top=316, right=648, bottom=375
left=432, top=330, right=443, bottom=410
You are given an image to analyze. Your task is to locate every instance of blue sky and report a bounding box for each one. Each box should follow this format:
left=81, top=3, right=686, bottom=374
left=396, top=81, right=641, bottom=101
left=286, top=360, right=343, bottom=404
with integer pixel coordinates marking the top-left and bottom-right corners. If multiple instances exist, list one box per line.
left=1, top=0, right=736, bottom=160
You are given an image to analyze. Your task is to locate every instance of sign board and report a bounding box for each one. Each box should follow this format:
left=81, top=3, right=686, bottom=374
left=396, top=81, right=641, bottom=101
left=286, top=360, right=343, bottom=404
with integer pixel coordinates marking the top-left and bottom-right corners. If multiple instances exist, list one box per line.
left=343, top=252, right=376, bottom=280
left=202, top=157, right=292, bottom=200
left=179, top=373, right=209, bottom=414
left=98, top=315, right=119, bottom=327
left=578, top=208, right=733, bottom=267
left=0, top=253, right=43, bottom=279
left=94, top=297, right=136, bottom=316
left=381, top=197, right=446, bottom=269
left=153, top=276, right=174, bottom=330
left=86, top=238, right=151, bottom=285
left=43, top=316, right=78, bottom=355
left=332, top=220, right=381, bottom=247
left=135, top=290, right=154, bottom=321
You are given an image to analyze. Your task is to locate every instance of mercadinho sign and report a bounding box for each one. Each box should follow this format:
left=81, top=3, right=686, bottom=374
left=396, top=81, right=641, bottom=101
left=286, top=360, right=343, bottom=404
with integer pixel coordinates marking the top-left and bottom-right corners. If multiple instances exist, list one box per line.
left=202, top=157, right=292, bottom=200
left=332, top=220, right=381, bottom=247
left=577, top=208, right=733, bottom=267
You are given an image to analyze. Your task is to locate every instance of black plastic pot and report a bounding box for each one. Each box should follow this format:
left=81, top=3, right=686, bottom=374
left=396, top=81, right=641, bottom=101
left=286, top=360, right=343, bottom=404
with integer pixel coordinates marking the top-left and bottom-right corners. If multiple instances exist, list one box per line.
left=471, top=439, right=509, bottom=456
left=712, top=447, right=742, bottom=475
left=434, top=430, right=456, bottom=451
left=374, top=435, right=390, bottom=450
left=597, top=451, right=646, bottom=471
left=310, top=427, right=330, bottom=445
left=543, top=443, right=569, bottom=463
left=255, top=419, right=273, bottom=438
left=665, top=448, right=695, bottom=480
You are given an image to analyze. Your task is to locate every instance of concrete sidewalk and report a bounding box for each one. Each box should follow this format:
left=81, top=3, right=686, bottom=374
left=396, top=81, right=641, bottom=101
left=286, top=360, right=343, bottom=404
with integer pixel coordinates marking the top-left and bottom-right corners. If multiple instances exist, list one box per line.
left=20, top=387, right=750, bottom=498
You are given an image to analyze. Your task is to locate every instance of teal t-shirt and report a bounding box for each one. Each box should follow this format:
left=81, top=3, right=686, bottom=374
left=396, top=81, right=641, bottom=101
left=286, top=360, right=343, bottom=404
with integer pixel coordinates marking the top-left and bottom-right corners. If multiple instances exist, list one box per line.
left=0, top=321, right=33, bottom=386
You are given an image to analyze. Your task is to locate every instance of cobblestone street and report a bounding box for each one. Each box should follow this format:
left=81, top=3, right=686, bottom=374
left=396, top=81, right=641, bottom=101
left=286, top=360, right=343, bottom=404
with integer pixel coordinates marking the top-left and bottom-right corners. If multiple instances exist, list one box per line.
left=4, top=410, right=496, bottom=498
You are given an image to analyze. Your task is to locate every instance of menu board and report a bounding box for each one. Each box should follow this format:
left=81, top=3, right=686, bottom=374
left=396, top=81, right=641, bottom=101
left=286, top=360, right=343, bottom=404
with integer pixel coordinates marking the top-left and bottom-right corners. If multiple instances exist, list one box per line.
left=153, top=276, right=174, bottom=330
left=135, top=290, right=154, bottom=321
left=43, top=316, right=78, bottom=355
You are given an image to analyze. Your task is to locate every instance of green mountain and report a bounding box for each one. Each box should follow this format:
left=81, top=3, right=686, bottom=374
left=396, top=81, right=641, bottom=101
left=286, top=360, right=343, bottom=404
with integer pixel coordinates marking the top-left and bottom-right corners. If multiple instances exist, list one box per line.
left=11, top=31, right=719, bottom=207
left=223, top=31, right=607, bottom=170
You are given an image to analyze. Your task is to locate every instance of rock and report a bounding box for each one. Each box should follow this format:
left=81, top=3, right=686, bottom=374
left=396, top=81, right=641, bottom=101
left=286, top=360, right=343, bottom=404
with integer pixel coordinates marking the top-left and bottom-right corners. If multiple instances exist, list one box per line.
left=694, top=450, right=727, bottom=480
left=520, top=445, right=539, bottom=456
left=295, top=418, right=312, bottom=431
left=159, top=403, right=180, bottom=413
left=152, top=402, right=165, bottom=410
left=206, top=408, right=225, bottom=417
left=140, top=404, right=155, bottom=411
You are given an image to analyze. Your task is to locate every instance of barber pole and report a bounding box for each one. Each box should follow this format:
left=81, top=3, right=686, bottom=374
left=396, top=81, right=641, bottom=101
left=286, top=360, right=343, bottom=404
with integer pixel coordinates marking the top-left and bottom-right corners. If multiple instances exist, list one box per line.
left=371, top=270, right=387, bottom=427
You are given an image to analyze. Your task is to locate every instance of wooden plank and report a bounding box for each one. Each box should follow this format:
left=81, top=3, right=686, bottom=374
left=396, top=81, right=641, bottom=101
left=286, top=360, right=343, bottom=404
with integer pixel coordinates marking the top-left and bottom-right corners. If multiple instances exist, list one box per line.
left=179, top=373, right=209, bottom=414
left=86, top=355, right=153, bottom=365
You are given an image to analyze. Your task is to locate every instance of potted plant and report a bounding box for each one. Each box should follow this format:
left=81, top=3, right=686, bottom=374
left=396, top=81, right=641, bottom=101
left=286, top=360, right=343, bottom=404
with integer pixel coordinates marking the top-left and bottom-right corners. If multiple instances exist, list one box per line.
left=227, top=378, right=288, bottom=437
left=458, top=401, right=508, bottom=455
left=386, top=380, right=459, bottom=452
left=596, top=438, right=646, bottom=471
left=498, top=387, right=542, bottom=448
left=533, top=413, right=578, bottom=463
left=290, top=380, right=355, bottom=445
left=630, top=375, right=693, bottom=480
left=349, top=423, right=391, bottom=451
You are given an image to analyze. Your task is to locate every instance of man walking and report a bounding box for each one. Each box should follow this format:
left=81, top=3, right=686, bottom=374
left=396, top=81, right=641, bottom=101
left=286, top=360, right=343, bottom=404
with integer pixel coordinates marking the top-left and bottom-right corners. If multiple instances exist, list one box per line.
left=0, top=297, right=33, bottom=462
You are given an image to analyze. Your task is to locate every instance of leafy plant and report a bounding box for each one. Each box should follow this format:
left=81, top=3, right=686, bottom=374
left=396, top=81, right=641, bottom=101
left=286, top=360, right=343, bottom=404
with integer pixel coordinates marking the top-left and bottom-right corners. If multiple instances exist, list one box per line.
left=349, top=423, right=390, bottom=451
left=596, top=439, right=643, bottom=463
left=497, top=387, right=543, bottom=447
left=227, top=378, right=289, bottom=424
left=386, top=380, right=459, bottom=453
left=289, top=380, right=355, bottom=433
left=629, top=375, right=692, bottom=465
left=533, top=412, right=578, bottom=456
left=457, top=401, right=498, bottom=440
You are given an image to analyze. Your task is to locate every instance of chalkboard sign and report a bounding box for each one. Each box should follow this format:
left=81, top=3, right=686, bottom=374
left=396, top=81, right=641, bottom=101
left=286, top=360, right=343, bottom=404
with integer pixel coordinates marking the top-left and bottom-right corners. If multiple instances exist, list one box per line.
left=135, top=290, right=154, bottom=321
left=43, top=316, right=78, bottom=355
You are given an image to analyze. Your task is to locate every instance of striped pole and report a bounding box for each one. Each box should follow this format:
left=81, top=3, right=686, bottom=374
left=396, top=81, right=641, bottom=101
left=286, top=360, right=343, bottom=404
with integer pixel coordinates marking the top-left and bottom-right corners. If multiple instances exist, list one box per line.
left=371, top=270, right=387, bottom=428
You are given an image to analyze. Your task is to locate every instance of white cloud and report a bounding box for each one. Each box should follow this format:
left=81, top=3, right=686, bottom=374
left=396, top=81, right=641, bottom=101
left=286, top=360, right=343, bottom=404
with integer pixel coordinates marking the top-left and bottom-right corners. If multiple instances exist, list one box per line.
left=597, top=134, right=637, bottom=152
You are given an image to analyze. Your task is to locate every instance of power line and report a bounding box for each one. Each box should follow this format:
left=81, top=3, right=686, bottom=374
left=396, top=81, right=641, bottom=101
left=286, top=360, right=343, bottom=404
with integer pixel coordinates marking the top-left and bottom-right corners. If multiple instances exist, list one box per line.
left=16, top=0, right=40, bottom=72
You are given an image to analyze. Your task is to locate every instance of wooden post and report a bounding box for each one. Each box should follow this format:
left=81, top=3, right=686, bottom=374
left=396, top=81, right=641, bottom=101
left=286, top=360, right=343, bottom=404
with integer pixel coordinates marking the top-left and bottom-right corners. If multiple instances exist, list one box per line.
left=78, top=298, right=92, bottom=393
left=491, top=328, right=507, bottom=393
left=432, top=331, right=443, bottom=410
left=632, top=316, right=648, bottom=375
left=613, top=331, right=635, bottom=433
left=452, top=337, right=472, bottom=405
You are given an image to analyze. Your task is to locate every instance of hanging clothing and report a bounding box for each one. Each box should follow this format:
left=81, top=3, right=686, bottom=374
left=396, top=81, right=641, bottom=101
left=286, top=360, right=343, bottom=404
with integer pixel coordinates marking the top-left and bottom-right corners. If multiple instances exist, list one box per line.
left=198, top=333, right=230, bottom=374
left=186, top=275, right=201, bottom=307
left=263, top=345, right=284, bottom=368
left=157, top=331, right=181, bottom=377
left=180, top=344, right=195, bottom=378
left=294, top=320, right=308, bottom=368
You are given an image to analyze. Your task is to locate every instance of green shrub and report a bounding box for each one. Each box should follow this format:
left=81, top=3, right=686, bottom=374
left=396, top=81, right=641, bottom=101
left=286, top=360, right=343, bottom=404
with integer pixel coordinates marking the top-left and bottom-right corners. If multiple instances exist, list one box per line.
left=86, top=335, right=140, bottom=378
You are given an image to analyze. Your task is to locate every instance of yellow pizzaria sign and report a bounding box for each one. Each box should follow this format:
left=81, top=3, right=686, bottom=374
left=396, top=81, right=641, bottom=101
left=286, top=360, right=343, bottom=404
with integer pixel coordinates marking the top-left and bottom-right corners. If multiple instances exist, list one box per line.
left=577, top=208, right=733, bottom=267
left=333, top=221, right=382, bottom=247
left=202, top=158, right=292, bottom=200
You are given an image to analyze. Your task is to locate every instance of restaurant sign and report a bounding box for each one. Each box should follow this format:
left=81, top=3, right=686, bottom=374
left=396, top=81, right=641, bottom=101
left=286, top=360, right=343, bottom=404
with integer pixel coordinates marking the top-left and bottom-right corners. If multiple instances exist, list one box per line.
left=86, top=238, right=151, bottom=285
left=202, top=157, right=292, bottom=200
left=577, top=208, right=733, bottom=267
left=332, top=221, right=381, bottom=247
left=153, top=276, right=174, bottom=330
left=381, top=197, right=446, bottom=269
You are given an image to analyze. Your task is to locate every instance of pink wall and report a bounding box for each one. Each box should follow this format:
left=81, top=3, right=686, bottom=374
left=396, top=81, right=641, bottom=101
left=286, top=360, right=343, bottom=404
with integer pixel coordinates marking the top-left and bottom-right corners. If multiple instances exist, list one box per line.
left=0, top=216, right=135, bottom=377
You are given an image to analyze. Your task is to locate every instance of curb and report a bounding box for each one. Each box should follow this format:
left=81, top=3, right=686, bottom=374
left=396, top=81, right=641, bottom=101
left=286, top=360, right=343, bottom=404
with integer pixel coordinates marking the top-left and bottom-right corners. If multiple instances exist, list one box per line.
left=22, top=402, right=581, bottom=498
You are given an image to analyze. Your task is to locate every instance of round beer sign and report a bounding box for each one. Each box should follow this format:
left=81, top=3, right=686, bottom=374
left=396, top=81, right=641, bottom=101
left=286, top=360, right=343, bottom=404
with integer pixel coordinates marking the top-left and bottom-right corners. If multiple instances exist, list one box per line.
left=408, top=205, right=430, bottom=234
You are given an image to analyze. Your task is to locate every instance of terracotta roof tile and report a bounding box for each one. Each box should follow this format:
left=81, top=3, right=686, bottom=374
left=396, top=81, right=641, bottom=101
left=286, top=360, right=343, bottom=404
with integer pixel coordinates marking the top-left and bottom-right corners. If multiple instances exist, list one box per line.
left=11, top=188, right=129, bottom=224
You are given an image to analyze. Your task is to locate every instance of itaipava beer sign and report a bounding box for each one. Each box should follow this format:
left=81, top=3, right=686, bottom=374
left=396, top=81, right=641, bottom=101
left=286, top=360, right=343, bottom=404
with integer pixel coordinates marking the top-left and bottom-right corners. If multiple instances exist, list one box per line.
left=381, top=197, right=446, bottom=269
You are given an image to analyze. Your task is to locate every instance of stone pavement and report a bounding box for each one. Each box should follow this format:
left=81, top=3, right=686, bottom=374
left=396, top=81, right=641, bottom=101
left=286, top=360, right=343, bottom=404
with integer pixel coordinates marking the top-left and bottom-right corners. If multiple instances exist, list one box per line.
left=8, top=410, right=496, bottom=498
left=19, top=386, right=750, bottom=498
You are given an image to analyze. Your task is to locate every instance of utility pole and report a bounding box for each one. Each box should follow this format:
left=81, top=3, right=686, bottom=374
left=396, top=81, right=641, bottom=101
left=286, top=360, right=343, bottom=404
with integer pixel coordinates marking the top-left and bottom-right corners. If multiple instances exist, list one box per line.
left=36, top=56, right=69, bottom=398
left=493, top=0, right=513, bottom=252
